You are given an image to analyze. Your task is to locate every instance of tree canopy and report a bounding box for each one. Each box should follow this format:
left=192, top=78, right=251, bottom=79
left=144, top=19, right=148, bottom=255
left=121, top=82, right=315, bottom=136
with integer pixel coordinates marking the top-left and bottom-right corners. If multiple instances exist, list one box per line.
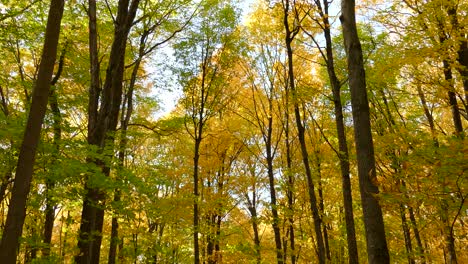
left=0, top=0, right=466, bottom=263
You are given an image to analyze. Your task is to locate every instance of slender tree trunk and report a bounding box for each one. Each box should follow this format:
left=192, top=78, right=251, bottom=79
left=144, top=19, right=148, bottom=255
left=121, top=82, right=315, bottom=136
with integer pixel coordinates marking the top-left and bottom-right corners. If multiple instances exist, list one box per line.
left=313, top=1, right=360, bottom=261
left=399, top=204, right=415, bottom=264
left=0, top=88, right=14, bottom=205
left=408, top=206, right=426, bottom=263
left=283, top=1, right=326, bottom=262
left=266, top=114, right=284, bottom=264
left=442, top=60, right=463, bottom=136
left=267, top=158, right=283, bottom=264
left=0, top=1, right=64, bottom=262
left=315, top=152, right=331, bottom=261
left=193, top=138, right=201, bottom=264
left=340, top=1, right=390, bottom=263
left=108, top=190, right=120, bottom=264
left=42, top=42, right=66, bottom=258
left=207, top=214, right=215, bottom=264
left=284, top=105, right=296, bottom=264
left=248, top=202, right=261, bottom=264
left=215, top=214, right=222, bottom=262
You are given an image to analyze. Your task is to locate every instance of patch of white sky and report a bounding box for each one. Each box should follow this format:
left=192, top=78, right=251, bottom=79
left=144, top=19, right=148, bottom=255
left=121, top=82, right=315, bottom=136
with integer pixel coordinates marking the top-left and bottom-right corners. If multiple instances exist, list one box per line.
left=147, top=0, right=385, bottom=118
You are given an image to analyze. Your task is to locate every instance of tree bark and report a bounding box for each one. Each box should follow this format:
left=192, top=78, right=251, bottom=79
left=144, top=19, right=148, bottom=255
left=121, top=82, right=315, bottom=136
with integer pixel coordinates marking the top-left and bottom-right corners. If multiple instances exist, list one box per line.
left=315, top=152, right=331, bottom=261
left=0, top=0, right=64, bottom=262
left=442, top=60, right=464, bottom=137
left=265, top=100, right=283, bottom=264
left=247, top=191, right=261, bottom=264
left=340, top=0, right=390, bottom=263
left=193, top=138, right=201, bottom=264
left=284, top=96, right=296, bottom=264
left=76, top=0, right=140, bottom=263
left=42, top=42, right=66, bottom=258
left=399, top=204, right=415, bottom=264
left=108, top=33, right=141, bottom=264
left=445, top=1, right=468, bottom=116
left=312, top=1, right=360, bottom=262
left=282, top=1, right=326, bottom=263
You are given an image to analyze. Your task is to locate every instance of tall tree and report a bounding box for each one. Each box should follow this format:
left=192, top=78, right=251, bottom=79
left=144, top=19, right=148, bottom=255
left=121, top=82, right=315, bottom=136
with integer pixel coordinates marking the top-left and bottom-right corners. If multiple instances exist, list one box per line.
left=75, top=0, right=140, bottom=263
left=281, top=0, right=326, bottom=263
left=303, top=0, right=359, bottom=262
left=340, top=0, right=390, bottom=263
left=174, top=1, right=239, bottom=262
left=0, top=0, right=65, bottom=262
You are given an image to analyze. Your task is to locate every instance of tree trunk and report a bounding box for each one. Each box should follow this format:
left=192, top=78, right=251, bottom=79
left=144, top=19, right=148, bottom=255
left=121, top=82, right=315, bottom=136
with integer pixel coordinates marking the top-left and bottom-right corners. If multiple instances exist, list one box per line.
left=314, top=1, right=360, bottom=262
left=315, top=151, right=331, bottom=261
left=0, top=0, right=64, bottom=262
left=108, top=190, right=120, bottom=264
left=445, top=1, right=468, bottom=115
left=109, top=32, right=141, bottom=264
left=284, top=103, right=296, bottom=264
left=42, top=42, right=66, bottom=258
left=248, top=203, right=261, bottom=264
left=399, top=204, right=415, bottom=264
left=76, top=1, right=140, bottom=263
left=193, top=138, right=201, bottom=264
left=266, top=114, right=284, bottom=264
left=283, top=1, right=326, bottom=261
left=442, top=60, right=463, bottom=136
left=340, top=1, right=390, bottom=263
left=408, top=206, right=426, bottom=263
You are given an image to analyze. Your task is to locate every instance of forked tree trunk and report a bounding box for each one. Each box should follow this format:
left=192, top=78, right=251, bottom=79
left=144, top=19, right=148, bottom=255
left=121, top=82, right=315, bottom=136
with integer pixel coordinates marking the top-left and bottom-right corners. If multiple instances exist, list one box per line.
left=76, top=1, right=140, bottom=263
left=0, top=0, right=64, bottom=262
left=247, top=186, right=261, bottom=264
left=340, top=0, right=390, bottom=263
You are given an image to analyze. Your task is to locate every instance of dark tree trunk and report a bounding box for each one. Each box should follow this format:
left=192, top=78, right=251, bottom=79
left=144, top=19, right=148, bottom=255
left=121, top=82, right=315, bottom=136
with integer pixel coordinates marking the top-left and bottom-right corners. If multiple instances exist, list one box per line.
left=284, top=101, right=296, bottom=264
left=267, top=155, right=283, bottom=264
left=0, top=0, right=64, bottom=262
left=445, top=2, right=468, bottom=115
left=408, top=206, right=426, bottom=263
left=315, top=153, right=331, bottom=261
left=109, top=32, right=141, bottom=264
left=438, top=26, right=460, bottom=264
left=248, top=201, right=261, bottom=264
left=215, top=214, right=221, bottom=262
left=266, top=113, right=283, bottom=264
left=311, top=1, right=360, bottom=262
left=193, top=138, right=201, bottom=264
left=42, top=42, right=66, bottom=258
left=399, top=204, right=415, bottom=264
left=0, top=87, right=14, bottom=206
left=340, top=1, right=390, bottom=263
left=76, top=1, right=140, bottom=263
left=282, top=1, right=326, bottom=263
left=108, top=190, right=120, bottom=264
left=442, top=60, right=463, bottom=136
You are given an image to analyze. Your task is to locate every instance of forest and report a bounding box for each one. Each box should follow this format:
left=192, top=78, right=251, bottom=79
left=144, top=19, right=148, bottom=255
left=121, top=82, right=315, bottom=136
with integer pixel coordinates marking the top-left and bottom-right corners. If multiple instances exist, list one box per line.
left=0, top=0, right=466, bottom=263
